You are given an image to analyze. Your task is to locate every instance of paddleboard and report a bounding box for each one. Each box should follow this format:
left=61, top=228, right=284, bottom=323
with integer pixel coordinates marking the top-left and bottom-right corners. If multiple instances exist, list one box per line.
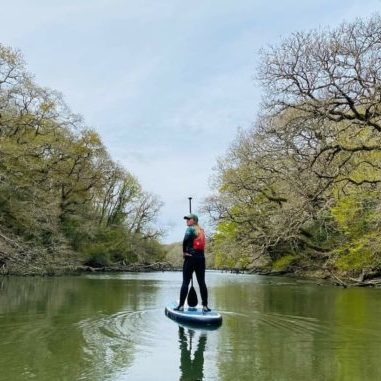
left=165, top=303, right=222, bottom=328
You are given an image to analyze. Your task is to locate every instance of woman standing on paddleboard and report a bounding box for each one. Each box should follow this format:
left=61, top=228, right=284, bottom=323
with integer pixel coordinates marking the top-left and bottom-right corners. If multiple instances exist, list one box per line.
left=174, top=213, right=211, bottom=312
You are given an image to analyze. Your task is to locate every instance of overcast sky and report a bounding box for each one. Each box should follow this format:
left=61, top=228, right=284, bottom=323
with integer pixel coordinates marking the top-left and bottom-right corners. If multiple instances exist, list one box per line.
left=1, top=0, right=380, bottom=242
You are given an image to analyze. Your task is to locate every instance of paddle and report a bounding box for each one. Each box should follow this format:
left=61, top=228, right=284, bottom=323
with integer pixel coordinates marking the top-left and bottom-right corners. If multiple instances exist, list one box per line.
left=186, top=197, right=198, bottom=307
left=187, top=275, right=198, bottom=307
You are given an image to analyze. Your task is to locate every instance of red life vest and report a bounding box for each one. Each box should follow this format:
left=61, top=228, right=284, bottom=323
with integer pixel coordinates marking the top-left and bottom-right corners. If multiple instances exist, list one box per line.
left=193, top=229, right=206, bottom=250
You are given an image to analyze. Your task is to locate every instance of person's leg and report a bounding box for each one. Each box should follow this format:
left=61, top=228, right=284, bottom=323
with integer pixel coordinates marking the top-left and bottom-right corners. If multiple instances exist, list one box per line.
left=194, top=256, right=208, bottom=307
left=178, top=257, right=194, bottom=307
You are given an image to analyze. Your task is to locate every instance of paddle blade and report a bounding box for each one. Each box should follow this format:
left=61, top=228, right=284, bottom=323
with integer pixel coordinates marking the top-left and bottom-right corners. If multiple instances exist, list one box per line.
left=187, top=286, right=198, bottom=307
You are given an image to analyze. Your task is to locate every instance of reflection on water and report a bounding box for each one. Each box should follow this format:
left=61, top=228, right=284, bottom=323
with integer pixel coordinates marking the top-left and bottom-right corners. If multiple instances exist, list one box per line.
left=0, top=275, right=162, bottom=381
left=1, top=272, right=381, bottom=380
left=178, top=327, right=206, bottom=381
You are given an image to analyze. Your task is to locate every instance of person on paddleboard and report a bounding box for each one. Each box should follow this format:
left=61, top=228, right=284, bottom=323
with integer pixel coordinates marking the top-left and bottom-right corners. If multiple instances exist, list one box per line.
left=174, top=213, right=211, bottom=313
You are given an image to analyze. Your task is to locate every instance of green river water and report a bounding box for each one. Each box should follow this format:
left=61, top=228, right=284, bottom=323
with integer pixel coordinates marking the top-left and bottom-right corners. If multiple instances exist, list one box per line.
left=1, top=271, right=381, bottom=381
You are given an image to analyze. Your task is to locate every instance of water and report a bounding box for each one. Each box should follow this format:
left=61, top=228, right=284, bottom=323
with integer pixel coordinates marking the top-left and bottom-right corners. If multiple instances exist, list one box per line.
left=1, top=272, right=381, bottom=381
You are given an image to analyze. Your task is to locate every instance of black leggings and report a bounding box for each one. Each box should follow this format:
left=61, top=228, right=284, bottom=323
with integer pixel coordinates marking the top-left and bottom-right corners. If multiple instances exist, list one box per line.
left=179, top=256, right=208, bottom=307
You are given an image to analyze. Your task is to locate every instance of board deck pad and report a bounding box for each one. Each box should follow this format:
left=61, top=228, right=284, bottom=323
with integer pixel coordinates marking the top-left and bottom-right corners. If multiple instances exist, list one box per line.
left=165, top=303, right=222, bottom=328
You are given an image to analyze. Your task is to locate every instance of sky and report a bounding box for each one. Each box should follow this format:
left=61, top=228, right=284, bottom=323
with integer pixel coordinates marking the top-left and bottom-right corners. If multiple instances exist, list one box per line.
left=1, top=0, right=380, bottom=242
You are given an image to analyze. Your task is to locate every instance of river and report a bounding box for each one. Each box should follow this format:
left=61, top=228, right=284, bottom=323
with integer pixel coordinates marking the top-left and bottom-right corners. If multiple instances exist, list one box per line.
left=1, top=271, right=381, bottom=380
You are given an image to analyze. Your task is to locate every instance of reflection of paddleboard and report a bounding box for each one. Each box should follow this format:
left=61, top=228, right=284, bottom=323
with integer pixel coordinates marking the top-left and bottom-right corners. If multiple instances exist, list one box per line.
left=165, top=303, right=223, bottom=327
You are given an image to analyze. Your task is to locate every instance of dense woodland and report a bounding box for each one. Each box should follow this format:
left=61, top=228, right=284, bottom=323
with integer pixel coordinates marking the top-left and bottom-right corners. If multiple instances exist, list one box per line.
left=205, top=16, right=381, bottom=284
left=0, top=44, right=165, bottom=274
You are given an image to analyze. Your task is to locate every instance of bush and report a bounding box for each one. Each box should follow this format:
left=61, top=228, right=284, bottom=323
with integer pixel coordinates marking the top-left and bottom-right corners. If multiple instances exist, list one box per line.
left=272, top=254, right=297, bottom=271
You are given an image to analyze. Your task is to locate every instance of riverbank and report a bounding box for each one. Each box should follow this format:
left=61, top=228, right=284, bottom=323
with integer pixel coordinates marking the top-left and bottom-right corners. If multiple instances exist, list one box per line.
left=4, top=263, right=381, bottom=289
left=2, top=235, right=380, bottom=288
left=0, top=229, right=169, bottom=276
left=250, top=266, right=381, bottom=288
left=0, top=259, right=176, bottom=276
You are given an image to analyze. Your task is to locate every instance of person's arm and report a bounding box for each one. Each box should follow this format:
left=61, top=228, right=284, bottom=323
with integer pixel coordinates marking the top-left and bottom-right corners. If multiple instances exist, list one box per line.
left=183, top=226, right=196, bottom=256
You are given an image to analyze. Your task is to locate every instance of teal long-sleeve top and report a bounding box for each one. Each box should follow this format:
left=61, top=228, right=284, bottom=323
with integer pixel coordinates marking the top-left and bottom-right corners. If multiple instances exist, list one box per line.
left=182, top=226, right=204, bottom=257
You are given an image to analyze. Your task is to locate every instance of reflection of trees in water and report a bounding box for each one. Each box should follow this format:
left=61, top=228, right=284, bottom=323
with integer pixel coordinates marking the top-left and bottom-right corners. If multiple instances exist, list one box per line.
left=0, top=276, right=159, bottom=381
left=179, top=326, right=207, bottom=381
left=214, top=281, right=381, bottom=381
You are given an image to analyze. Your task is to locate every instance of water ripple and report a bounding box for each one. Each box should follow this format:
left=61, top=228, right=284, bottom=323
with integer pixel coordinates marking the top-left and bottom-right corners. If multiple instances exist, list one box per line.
left=78, top=308, right=166, bottom=352
left=77, top=308, right=169, bottom=380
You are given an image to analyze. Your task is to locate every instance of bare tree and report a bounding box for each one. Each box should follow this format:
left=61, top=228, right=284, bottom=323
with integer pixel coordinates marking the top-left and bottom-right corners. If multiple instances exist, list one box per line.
left=258, top=15, right=381, bottom=133
left=258, top=16, right=381, bottom=188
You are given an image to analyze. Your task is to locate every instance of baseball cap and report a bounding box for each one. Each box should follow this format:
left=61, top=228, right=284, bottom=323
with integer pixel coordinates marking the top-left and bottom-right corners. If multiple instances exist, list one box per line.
left=183, top=213, right=198, bottom=223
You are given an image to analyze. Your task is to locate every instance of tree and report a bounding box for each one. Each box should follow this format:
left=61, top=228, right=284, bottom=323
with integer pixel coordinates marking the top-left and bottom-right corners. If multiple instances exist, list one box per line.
left=0, top=43, right=164, bottom=273
left=258, top=15, right=381, bottom=185
left=205, top=15, right=381, bottom=278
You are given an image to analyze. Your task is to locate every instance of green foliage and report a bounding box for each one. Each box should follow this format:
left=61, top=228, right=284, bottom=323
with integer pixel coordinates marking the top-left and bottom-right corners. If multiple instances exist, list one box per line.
left=208, top=220, right=252, bottom=269
left=331, top=192, right=379, bottom=238
left=334, top=242, right=375, bottom=272
left=205, top=16, right=381, bottom=278
left=0, top=43, right=164, bottom=271
left=271, top=254, right=297, bottom=271
left=330, top=191, right=381, bottom=273
left=163, top=242, right=183, bottom=268
left=80, top=225, right=165, bottom=268
left=82, top=247, right=112, bottom=268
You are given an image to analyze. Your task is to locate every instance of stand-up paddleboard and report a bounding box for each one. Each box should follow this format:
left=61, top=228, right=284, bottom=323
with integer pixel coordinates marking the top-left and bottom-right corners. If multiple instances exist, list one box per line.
left=165, top=303, right=222, bottom=328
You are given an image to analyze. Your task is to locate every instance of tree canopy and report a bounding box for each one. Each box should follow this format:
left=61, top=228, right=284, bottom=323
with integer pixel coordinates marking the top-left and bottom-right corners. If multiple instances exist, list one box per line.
left=206, top=15, right=381, bottom=281
left=0, top=44, right=164, bottom=274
